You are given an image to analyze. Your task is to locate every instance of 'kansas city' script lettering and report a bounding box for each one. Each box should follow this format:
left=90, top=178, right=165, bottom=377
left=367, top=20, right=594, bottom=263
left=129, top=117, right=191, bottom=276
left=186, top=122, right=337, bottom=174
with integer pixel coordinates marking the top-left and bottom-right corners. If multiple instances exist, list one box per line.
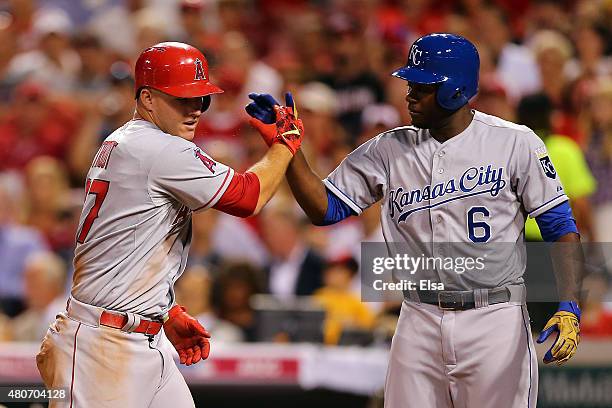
left=389, top=165, right=507, bottom=221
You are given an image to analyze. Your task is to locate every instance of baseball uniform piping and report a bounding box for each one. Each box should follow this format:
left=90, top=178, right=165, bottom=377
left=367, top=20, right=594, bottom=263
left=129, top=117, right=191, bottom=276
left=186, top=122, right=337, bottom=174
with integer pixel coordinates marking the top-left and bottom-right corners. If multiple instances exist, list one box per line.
left=520, top=307, right=533, bottom=407
left=528, top=194, right=568, bottom=218
left=195, top=167, right=234, bottom=211
left=70, top=323, right=82, bottom=408
left=323, top=178, right=363, bottom=214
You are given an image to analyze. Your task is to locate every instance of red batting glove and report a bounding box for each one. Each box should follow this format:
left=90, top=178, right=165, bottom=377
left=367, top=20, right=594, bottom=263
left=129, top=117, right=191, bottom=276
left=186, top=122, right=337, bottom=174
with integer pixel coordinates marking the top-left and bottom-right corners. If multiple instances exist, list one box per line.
left=248, top=106, right=304, bottom=155
left=163, top=305, right=211, bottom=366
left=274, top=105, right=303, bottom=155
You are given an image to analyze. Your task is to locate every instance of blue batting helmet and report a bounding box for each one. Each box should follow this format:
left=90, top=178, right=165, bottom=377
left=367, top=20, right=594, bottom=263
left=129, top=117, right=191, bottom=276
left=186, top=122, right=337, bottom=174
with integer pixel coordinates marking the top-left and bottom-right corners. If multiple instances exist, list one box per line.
left=392, top=33, right=480, bottom=111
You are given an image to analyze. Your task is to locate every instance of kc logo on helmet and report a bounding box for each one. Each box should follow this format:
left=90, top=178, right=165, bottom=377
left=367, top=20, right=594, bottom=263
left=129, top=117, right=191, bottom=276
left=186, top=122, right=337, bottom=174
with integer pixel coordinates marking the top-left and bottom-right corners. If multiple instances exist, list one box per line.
left=194, top=58, right=206, bottom=81
left=410, top=45, right=423, bottom=66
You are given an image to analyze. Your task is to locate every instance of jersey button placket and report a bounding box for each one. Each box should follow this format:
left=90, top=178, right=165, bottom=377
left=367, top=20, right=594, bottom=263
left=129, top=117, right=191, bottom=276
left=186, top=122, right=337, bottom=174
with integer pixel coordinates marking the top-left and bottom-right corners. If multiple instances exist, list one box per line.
left=431, top=149, right=449, bottom=244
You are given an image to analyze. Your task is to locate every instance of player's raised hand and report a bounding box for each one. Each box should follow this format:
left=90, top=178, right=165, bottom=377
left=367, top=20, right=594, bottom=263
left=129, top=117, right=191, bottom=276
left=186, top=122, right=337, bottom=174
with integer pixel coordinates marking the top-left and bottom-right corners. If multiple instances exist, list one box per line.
left=536, top=301, right=581, bottom=365
left=163, top=305, right=211, bottom=366
left=245, top=93, right=279, bottom=124
left=246, top=92, right=304, bottom=155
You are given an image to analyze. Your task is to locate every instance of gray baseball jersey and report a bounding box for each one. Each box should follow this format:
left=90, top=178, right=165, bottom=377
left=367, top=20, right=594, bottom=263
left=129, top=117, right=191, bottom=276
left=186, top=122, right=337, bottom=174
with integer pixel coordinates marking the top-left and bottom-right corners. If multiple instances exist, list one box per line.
left=324, top=110, right=567, bottom=290
left=72, top=119, right=234, bottom=318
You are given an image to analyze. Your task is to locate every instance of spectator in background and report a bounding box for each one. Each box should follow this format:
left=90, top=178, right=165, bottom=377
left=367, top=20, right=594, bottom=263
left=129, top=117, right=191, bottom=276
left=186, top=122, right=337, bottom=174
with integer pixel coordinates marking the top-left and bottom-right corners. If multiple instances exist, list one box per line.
left=523, top=0, right=572, bottom=39
left=529, top=29, right=580, bottom=141
left=518, top=93, right=596, bottom=241
left=319, top=16, right=386, bottom=140
left=188, top=210, right=223, bottom=272
left=358, top=103, right=401, bottom=146
left=0, top=81, right=78, bottom=172
left=295, top=82, right=346, bottom=174
left=472, top=76, right=514, bottom=121
left=0, top=25, right=18, bottom=92
left=174, top=0, right=219, bottom=66
left=313, top=255, right=375, bottom=345
left=530, top=30, right=572, bottom=107
left=10, top=251, right=67, bottom=342
left=175, top=265, right=244, bottom=343
left=0, top=180, right=47, bottom=317
left=6, top=8, right=79, bottom=92
left=216, top=31, right=283, bottom=107
left=68, top=63, right=135, bottom=181
left=132, top=6, right=169, bottom=57
left=475, top=6, right=540, bottom=103
left=22, top=156, right=77, bottom=259
left=261, top=203, right=325, bottom=299
left=583, top=78, right=612, bottom=243
left=212, top=262, right=264, bottom=342
left=566, top=23, right=612, bottom=82
left=72, top=32, right=111, bottom=94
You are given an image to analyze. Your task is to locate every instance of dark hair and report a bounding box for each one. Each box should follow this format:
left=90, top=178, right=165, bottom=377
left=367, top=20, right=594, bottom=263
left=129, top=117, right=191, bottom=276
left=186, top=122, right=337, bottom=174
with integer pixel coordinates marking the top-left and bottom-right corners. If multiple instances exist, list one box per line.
left=517, top=93, right=552, bottom=135
left=210, top=261, right=264, bottom=312
left=327, top=255, right=359, bottom=276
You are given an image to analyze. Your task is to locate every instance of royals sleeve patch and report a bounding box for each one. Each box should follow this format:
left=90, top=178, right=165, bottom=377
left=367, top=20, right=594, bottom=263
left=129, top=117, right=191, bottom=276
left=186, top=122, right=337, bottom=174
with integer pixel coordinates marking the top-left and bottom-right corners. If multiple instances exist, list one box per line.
left=535, top=146, right=557, bottom=179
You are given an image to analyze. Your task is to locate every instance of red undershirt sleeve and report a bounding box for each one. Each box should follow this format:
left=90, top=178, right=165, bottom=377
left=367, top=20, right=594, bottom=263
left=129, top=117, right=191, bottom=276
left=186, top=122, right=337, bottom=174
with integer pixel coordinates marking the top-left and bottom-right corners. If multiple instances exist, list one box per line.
left=213, top=171, right=260, bottom=217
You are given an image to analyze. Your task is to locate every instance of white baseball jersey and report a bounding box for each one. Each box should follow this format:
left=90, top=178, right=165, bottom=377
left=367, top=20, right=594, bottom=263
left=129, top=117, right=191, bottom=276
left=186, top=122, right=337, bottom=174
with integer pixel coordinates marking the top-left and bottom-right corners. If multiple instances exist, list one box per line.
left=72, top=119, right=234, bottom=318
left=324, top=110, right=567, bottom=289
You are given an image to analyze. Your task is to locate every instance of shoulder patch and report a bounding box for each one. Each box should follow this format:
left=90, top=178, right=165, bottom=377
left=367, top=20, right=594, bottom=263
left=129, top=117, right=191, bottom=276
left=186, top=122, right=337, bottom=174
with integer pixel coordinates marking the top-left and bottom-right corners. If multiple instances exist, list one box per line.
left=535, top=146, right=557, bottom=179
left=194, top=148, right=216, bottom=173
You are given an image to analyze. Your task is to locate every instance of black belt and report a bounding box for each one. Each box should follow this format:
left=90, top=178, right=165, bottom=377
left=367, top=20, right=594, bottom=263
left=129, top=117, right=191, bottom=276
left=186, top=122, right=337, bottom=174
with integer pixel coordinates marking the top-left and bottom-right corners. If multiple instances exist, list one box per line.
left=407, top=287, right=511, bottom=310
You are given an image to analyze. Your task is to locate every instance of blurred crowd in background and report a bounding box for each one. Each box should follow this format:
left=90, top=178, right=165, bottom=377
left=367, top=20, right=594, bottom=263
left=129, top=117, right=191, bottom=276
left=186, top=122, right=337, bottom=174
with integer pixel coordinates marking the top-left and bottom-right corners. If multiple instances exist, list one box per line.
left=0, top=0, right=611, bottom=346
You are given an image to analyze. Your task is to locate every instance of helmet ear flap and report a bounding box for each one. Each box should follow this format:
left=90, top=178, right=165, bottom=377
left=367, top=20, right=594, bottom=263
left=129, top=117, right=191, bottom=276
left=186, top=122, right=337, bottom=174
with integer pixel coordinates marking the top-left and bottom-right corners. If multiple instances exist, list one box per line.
left=436, top=79, right=468, bottom=111
left=201, top=95, right=211, bottom=112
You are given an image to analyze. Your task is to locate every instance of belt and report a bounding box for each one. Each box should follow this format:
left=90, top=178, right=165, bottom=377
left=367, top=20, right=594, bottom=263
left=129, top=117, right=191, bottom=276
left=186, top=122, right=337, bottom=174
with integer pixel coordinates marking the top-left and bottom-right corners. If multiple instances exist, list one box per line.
left=66, top=297, right=163, bottom=336
left=404, top=285, right=525, bottom=311
left=99, top=311, right=162, bottom=335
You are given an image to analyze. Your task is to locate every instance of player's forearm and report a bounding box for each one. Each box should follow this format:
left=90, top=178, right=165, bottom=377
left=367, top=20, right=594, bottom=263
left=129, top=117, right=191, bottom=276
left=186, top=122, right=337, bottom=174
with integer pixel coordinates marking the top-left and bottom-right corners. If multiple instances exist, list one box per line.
left=571, top=197, right=594, bottom=241
left=249, top=144, right=293, bottom=214
left=286, top=150, right=328, bottom=224
left=550, top=232, right=584, bottom=303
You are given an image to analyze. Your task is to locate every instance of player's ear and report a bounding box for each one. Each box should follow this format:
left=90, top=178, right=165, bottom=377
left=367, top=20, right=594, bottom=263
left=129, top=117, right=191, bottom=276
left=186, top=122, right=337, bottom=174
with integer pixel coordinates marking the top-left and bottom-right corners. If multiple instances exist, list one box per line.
left=137, top=87, right=155, bottom=112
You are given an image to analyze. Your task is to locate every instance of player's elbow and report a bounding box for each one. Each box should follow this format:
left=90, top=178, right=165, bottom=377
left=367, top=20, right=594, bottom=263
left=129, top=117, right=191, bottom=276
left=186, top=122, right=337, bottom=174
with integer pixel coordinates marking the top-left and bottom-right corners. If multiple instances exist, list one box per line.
left=310, top=212, right=327, bottom=226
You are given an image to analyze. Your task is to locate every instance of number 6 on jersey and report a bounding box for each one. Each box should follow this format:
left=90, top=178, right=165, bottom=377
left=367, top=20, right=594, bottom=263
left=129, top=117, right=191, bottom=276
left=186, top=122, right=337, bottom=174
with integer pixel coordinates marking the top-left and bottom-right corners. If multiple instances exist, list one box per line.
left=467, top=206, right=491, bottom=243
left=77, top=178, right=110, bottom=244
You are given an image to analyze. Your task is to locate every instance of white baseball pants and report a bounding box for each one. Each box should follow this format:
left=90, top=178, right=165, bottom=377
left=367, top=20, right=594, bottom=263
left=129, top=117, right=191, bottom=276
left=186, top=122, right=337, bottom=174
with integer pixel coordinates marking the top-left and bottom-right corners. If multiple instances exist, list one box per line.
left=36, top=299, right=195, bottom=408
left=384, top=300, right=538, bottom=408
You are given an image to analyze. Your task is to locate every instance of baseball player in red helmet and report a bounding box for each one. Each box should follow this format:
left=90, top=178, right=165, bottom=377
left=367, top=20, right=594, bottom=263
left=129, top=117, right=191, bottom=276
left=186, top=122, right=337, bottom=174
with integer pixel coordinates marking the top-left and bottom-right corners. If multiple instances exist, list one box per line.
left=36, top=42, right=303, bottom=407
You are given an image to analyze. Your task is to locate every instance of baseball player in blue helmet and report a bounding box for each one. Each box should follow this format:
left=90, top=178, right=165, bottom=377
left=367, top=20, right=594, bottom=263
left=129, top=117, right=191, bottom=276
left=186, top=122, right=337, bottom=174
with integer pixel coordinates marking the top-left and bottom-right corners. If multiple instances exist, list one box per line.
left=246, top=32, right=583, bottom=408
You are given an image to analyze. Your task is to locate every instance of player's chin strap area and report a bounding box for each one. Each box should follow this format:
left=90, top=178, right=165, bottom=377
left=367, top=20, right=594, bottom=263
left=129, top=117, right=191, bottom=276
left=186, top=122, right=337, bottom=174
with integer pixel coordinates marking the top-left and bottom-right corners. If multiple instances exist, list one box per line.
left=404, top=284, right=526, bottom=311
left=66, top=296, right=163, bottom=336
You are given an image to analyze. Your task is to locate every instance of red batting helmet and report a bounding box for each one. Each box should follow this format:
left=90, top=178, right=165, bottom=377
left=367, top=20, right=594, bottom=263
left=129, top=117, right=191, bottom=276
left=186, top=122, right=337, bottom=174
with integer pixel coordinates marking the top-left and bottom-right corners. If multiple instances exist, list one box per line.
left=134, top=42, right=223, bottom=98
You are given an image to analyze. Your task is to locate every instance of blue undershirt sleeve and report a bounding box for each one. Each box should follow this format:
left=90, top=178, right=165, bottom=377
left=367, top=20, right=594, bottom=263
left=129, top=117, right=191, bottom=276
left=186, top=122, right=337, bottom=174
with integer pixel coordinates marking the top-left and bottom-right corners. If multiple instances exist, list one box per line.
left=318, top=188, right=358, bottom=226
left=535, top=201, right=579, bottom=242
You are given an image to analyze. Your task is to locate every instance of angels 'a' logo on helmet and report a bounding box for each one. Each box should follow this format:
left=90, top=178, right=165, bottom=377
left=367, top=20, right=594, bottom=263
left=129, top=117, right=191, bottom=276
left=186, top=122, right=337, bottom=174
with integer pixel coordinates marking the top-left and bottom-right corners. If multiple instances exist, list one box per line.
left=194, top=58, right=206, bottom=81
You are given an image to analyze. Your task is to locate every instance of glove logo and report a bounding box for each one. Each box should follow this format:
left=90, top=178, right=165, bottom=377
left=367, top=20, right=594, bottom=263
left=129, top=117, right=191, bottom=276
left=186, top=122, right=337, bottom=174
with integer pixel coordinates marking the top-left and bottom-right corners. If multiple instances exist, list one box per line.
left=194, top=58, right=206, bottom=81
left=410, top=45, right=423, bottom=66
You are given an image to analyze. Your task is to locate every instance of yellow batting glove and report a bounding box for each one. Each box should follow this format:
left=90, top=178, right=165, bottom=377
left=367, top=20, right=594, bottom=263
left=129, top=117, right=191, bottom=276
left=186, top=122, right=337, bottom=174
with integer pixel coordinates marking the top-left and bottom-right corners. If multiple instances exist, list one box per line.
left=536, top=301, right=581, bottom=365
